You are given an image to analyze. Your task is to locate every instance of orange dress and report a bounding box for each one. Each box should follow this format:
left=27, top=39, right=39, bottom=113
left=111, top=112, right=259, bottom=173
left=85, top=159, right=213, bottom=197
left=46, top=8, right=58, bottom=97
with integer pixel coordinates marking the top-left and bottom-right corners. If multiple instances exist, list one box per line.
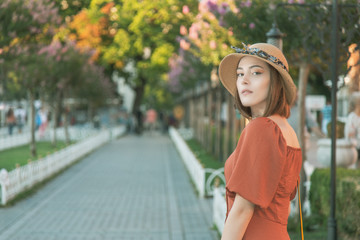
left=224, top=117, right=302, bottom=240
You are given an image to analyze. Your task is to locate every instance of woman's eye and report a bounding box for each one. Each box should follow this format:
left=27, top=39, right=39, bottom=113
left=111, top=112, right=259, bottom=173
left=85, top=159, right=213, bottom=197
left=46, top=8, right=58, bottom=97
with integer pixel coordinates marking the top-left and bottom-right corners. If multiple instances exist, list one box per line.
left=252, top=71, right=262, bottom=75
left=237, top=73, right=244, bottom=77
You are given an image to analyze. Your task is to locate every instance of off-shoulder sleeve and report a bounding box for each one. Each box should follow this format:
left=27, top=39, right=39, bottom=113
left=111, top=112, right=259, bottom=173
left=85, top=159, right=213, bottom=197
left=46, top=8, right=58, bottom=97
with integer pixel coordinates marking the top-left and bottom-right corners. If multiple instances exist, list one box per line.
left=226, top=118, right=287, bottom=208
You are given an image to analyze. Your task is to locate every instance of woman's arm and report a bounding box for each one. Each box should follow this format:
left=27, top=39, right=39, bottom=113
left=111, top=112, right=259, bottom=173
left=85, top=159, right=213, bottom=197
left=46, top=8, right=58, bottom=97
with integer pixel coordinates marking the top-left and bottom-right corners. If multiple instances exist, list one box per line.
left=221, top=193, right=255, bottom=240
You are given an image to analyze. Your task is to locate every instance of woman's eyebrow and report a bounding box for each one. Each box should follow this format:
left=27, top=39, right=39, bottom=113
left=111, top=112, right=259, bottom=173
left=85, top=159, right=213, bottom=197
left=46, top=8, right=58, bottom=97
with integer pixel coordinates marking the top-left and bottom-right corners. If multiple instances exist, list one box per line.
left=237, top=65, right=264, bottom=71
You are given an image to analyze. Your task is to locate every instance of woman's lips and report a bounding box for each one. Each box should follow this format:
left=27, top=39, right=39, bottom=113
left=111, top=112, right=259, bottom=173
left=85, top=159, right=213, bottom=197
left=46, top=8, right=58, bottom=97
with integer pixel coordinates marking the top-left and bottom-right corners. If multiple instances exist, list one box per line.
left=241, top=89, right=253, bottom=95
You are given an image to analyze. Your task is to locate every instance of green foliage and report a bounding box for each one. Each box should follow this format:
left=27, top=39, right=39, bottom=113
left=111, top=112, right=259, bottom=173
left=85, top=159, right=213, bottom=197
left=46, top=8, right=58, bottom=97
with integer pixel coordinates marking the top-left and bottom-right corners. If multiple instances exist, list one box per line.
left=53, top=0, right=91, bottom=18
left=309, top=168, right=360, bottom=239
left=185, top=138, right=224, bottom=169
left=85, top=0, right=200, bottom=111
left=143, top=85, right=174, bottom=111
left=6, top=45, right=50, bottom=90
left=102, top=29, right=131, bottom=63
left=0, top=0, right=61, bottom=46
left=151, top=44, right=175, bottom=71
left=225, top=0, right=274, bottom=44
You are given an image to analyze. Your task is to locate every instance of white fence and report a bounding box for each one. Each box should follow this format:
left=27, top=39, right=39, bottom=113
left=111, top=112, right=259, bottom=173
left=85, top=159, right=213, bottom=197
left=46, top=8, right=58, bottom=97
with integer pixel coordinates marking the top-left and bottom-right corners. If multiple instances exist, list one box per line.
left=0, top=126, right=126, bottom=205
left=169, top=127, right=206, bottom=197
left=0, top=127, right=103, bottom=151
left=213, top=187, right=227, bottom=234
left=0, top=132, right=34, bottom=151
left=169, top=127, right=225, bottom=198
left=47, top=127, right=100, bottom=141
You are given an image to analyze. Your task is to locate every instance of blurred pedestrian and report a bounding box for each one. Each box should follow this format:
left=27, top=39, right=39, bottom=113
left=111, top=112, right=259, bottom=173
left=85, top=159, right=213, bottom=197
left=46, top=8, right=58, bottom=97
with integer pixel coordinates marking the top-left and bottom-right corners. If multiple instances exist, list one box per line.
left=158, top=111, right=168, bottom=134
left=38, top=107, right=48, bottom=138
left=321, top=100, right=332, bottom=136
left=15, top=105, right=27, bottom=133
left=345, top=92, right=360, bottom=158
left=126, top=113, right=136, bottom=134
left=145, top=108, right=157, bottom=134
left=218, top=43, right=302, bottom=239
left=35, top=109, right=42, bottom=130
left=6, top=108, right=16, bottom=135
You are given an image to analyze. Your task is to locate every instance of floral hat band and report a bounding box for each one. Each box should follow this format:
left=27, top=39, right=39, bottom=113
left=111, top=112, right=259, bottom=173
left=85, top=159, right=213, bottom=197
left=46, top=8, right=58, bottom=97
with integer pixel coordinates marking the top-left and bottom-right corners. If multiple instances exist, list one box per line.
left=218, top=42, right=297, bottom=106
left=231, top=43, right=288, bottom=72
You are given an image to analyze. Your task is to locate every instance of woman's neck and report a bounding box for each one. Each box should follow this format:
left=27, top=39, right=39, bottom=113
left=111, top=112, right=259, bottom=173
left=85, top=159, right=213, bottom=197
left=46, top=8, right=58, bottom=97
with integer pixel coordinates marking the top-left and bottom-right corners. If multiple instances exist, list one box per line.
left=251, top=108, right=265, bottom=119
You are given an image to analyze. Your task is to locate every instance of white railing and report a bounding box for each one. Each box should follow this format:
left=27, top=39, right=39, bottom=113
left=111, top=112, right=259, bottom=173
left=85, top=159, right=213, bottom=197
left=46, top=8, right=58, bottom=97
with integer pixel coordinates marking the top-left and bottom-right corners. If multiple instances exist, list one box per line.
left=169, top=127, right=226, bottom=198
left=0, top=126, right=126, bottom=205
left=46, top=127, right=99, bottom=141
left=0, top=126, right=106, bottom=151
left=213, top=186, right=227, bottom=234
left=0, top=132, right=33, bottom=151
left=205, top=168, right=226, bottom=197
left=169, top=127, right=206, bottom=197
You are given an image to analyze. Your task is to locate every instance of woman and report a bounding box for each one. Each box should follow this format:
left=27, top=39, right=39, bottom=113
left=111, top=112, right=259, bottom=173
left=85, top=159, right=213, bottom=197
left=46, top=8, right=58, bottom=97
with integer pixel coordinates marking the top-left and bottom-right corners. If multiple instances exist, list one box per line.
left=6, top=108, right=16, bottom=135
left=218, top=43, right=302, bottom=239
left=345, top=92, right=360, bottom=160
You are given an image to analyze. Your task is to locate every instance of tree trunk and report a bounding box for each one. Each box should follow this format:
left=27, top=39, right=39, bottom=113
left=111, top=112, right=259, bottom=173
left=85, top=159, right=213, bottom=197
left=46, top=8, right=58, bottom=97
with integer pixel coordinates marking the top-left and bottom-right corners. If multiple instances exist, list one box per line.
left=132, top=77, right=146, bottom=115
left=222, top=93, right=230, bottom=161
left=215, top=88, right=222, bottom=161
left=297, top=62, right=310, bottom=217
left=207, top=86, right=213, bottom=153
left=231, top=97, right=238, bottom=150
left=199, top=95, right=205, bottom=146
left=194, top=96, right=199, bottom=139
left=29, top=91, right=37, bottom=157
left=51, top=92, right=61, bottom=147
left=64, top=105, right=70, bottom=145
left=51, top=107, right=57, bottom=147
left=61, top=92, right=70, bottom=145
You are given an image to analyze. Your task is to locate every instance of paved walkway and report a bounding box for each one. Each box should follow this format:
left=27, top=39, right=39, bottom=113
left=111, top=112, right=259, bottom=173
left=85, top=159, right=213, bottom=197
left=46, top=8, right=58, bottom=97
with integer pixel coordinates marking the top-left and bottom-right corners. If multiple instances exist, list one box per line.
left=0, top=134, right=219, bottom=240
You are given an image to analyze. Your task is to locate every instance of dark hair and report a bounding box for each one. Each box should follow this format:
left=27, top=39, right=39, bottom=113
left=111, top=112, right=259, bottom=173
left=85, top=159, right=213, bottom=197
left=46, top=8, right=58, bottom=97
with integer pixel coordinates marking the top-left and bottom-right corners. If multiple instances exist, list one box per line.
left=234, top=64, right=290, bottom=119
left=6, top=108, right=14, bottom=117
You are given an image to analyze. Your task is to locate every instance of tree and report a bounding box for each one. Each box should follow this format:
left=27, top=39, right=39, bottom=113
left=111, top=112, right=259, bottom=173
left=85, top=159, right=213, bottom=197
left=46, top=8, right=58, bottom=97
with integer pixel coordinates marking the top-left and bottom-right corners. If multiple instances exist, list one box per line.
left=167, top=48, right=212, bottom=94
left=78, top=0, right=200, bottom=113
left=6, top=45, right=50, bottom=156
left=0, top=0, right=62, bottom=156
left=53, top=0, right=92, bottom=19
left=38, top=38, right=113, bottom=144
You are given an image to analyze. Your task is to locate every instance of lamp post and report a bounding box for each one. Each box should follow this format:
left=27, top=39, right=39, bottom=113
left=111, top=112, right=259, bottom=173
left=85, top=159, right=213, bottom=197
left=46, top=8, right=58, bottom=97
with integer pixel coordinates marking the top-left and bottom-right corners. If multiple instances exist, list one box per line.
left=328, top=1, right=338, bottom=239
left=266, top=22, right=284, bottom=51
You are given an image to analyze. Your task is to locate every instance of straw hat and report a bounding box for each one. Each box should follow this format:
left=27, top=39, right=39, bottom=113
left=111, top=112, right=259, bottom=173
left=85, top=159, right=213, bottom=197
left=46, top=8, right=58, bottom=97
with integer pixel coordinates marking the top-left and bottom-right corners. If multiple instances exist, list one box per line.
left=218, top=43, right=297, bottom=106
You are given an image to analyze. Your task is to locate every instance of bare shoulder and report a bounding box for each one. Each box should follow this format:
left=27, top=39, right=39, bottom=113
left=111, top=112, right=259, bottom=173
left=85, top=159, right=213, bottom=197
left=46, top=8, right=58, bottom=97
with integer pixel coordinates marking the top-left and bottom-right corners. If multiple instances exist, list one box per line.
left=267, top=115, right=300, bottom=148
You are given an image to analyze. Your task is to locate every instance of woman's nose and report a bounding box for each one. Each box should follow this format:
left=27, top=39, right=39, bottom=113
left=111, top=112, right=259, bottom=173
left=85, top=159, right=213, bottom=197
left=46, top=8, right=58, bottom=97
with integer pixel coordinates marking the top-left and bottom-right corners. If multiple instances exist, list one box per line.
left=240, top=73, right=249, bottom=85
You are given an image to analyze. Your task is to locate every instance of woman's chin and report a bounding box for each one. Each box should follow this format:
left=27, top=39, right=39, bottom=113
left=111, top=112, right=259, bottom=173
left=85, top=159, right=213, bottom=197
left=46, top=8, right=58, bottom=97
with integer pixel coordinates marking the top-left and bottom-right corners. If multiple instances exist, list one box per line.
left=240, top=101, right=252, bottom=107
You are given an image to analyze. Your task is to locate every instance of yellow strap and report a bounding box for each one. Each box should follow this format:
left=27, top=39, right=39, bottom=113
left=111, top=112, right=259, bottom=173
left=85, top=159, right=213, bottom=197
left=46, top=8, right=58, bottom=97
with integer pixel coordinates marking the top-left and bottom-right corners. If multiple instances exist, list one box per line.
left=298, top=181, right=304, bottom=240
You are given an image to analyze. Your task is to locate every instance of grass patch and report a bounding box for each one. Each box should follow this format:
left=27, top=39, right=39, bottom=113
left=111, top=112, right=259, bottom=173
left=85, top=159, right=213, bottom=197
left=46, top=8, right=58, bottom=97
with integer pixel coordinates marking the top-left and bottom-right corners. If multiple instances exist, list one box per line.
left=185, top=138, right=224, bottom=169
left=0, top=141, right=73, bottom=171
left=289, top=229, right=327, bottom=240
left=185, top=138, right=225, bottom=196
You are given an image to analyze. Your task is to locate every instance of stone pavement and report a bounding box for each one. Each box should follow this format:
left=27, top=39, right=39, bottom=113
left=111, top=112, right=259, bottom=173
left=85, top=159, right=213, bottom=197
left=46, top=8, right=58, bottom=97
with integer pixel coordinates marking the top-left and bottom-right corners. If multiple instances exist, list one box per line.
left=0, top=134, right=219, bottom=240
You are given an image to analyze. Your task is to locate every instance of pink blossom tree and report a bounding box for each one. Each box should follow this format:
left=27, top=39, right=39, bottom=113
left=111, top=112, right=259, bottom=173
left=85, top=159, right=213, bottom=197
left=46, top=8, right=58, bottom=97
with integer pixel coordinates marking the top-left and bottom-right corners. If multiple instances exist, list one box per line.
left=0, top=0, right=62, bottom=156
left=38, top=39, right=112, bottom=144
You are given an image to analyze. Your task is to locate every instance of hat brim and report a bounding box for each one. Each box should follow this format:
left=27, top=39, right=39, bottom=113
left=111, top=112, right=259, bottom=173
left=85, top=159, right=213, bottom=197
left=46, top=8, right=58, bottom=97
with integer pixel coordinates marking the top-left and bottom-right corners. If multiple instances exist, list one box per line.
left=218, top=53, right=297, bottom=106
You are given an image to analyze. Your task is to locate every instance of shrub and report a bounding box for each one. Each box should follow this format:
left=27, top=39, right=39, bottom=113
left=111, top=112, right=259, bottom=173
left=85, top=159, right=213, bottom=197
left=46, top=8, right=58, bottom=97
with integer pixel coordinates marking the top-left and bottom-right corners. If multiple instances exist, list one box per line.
left=309, top=168, right=360, bottom=239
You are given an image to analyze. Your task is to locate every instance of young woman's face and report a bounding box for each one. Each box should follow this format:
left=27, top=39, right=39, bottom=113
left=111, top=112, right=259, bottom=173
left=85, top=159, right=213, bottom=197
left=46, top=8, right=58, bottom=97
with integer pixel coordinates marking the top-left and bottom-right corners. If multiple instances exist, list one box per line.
left=236, top=56, right=271, bottom=117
